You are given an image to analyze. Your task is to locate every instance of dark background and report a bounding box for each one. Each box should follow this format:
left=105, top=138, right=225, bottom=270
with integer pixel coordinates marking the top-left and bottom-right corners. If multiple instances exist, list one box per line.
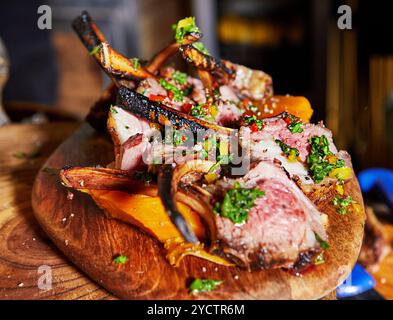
left=0, top=0, right=392, bottom=170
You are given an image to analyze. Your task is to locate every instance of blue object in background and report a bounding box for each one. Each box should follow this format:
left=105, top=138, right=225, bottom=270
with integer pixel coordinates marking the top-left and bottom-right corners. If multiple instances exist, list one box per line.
left=337, top=168, right=393, bottom=298
left=337, top=264, right=376, bottom=299
left=358, top=168, right=393, bottom=209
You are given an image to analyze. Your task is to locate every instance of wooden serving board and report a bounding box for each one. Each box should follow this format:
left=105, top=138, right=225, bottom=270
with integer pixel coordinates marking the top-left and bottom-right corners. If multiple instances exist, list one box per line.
left=32, top=124, right=366, bottom=300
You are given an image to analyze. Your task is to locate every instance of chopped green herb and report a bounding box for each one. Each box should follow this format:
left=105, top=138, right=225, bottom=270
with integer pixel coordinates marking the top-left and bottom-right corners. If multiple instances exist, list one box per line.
left=182, top=85, right=193, bottom=96
left=190, top=104, right=204, bottom=117
left=152, top=158, right=162, bottom=165
left=315, top=233, right=329, bottom=250
left=13, top=149, right=41, bottom=160
left=332, top=195, right=353, bottom=215
left=286, top=114, right=303, bottom=133
left=198, top=148, right=209, bottom=160
left=42, top=167, right=59, bottom=176
left=190, top=103, right=216, bottom=123
left=306, top=136, right=345, bottom=183
left=110, top=105, right=118, bottom=114
left=172, top=17, right=201, bottom=43
left=314, top=252, right=326, bottom=265
left=192, top=42, right=210, bottom=55
left=275, top=140, right=299, bottom=158
left=159, top=79, right=184, bottom=102
left=165, top=129, right=188, bottom=146
left=208, top=154, right=234, bottom=173
left=172, top=71, right=188, bottom=85
left=174, top=130, right=188, bottom=146
left=245, top=115, right=264, bottom=131
left=89, top=45, right=100, bottom=56
left=246, top=104, right=259, bottom=113
left=113, top=255, right=128, bottom=265
left=214, top=182, right=265, bottom=224
left=189, top=279, right=223, bottom=294
left=131, top=57, right=140, bottom=69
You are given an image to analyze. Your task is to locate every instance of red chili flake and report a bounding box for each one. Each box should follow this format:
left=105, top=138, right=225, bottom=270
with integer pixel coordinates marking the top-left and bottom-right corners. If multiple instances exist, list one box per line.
left=181, top=135, right=186, bottom=142
left=182, top=103, right=193, bottom=113
left=149, top=94, right=165, bottom=102
left=168, top=91, right=174, bottom=100
left=250, top=123, right=260, bottom=133
left=284, top=117, right=292, bottom=125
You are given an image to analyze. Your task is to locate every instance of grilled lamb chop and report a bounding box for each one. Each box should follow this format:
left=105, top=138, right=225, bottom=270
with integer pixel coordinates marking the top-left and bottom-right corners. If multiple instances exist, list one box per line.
left=213, top=161, right=327, bottom=270
left=240, top=113, right=346, bottom=186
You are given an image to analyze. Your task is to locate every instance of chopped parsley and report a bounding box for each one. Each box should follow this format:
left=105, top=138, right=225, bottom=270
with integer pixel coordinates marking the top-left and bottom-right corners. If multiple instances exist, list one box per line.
left=159, top=79, right=184, bottom=102
left=172, top=71, right=187, bottom=85
left=190, top=103, right=217, bottom=123
left=285, top=114, right=303, bottom=134
left=172, top=17, right=201, bottom=43
left=131, top=57, right=140, bottom=69
left=246, top=104, right=259, bottom=113
left=43, top=167, right=59, bottom=176
left=213, top=182, right=265, bottom=224
left=113, top=255, right=128, bottom=265
left=89, top=45, right=100, bottom=56
left=306, top=136, right=345, bottom=183
left=314, top=252, right=326, bottom=265
left=332, top=195, right=353, bottom=215
left=182, top=85, right=193, bottom=96
left=110, top=105, right=118, bottom=114
left=208, top=154, right=234, bottom=173
left=275, top=140, right=299, bottom=160
left=165, top=129, right=188, bottom=146
left=192, top=42, right=210, bottom=55
left=13, top=149, right=41, bottom=159
left=315, top=233, right=329, bottom=250
left=245, top=115, right=264, bottom=131
left=189, top=279, right=223, bottom=294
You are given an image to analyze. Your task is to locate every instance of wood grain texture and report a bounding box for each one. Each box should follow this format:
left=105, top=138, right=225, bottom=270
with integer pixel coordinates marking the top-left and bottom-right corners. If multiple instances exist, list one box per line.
left=32, top=124, right=366, bottom=300
left=0, top=123, right=115, bottom=300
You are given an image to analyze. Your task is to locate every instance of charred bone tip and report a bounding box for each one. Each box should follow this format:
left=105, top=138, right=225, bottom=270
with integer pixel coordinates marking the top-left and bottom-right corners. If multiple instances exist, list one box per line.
left=158, top=165, right=199, bottom=244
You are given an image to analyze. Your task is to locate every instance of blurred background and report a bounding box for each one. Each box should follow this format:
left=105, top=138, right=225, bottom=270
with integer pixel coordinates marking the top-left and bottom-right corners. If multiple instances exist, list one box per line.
left=0, top=0, right=392, bottom=171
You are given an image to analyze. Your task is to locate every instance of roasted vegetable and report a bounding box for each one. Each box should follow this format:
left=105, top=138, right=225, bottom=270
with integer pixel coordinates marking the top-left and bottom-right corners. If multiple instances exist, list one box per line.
left=254, top=95, right=313, bottom=123
left=84, top=189, right=232, bottom=267
left=158, top=160, right=219, bottom=248
left=60, top=166, right=157, bottom=196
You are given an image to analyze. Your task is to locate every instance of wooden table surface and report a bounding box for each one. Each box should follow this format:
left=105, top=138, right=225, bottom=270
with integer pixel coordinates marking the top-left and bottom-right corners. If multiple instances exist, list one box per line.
left=0, top=122, right=392, bottom=300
